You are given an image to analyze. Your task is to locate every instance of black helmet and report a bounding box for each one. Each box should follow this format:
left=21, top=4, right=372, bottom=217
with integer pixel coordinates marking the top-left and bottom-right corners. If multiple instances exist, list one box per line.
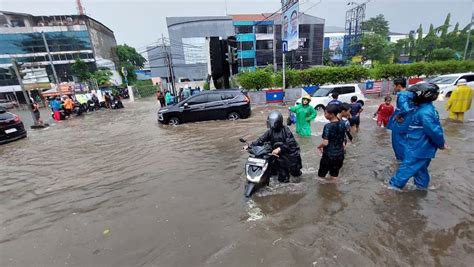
left=267, top=111, right=283, bottom=130
left=408, top=83, right=440, bottom=104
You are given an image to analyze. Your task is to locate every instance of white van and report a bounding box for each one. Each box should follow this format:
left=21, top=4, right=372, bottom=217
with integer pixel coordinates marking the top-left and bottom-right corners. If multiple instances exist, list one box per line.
left=295, top=84, right=366, bottom=110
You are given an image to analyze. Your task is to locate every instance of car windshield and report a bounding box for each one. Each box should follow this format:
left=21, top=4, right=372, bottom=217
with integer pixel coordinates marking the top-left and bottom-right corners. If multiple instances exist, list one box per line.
left=428, top=76, right=458, bottom=84
left=312, top=87, right=333, bottom=97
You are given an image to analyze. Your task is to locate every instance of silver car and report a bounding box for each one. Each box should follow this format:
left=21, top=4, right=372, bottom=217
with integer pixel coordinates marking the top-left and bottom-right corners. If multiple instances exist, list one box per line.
left=0, top=99, right=18, bottom=109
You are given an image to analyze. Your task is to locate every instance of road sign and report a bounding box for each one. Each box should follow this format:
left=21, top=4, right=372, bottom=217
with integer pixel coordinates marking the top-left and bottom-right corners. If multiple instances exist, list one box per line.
left=282, top=41, right=288, bottom=53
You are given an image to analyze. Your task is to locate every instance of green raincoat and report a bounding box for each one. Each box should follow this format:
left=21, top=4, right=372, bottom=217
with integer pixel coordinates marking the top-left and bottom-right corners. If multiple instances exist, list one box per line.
left=289, top=104, right=317, bottom=137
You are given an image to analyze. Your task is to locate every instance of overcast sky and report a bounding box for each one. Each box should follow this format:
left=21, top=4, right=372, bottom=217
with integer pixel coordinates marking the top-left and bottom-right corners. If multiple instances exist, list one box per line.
left=1, top=0, right=472, bottom=52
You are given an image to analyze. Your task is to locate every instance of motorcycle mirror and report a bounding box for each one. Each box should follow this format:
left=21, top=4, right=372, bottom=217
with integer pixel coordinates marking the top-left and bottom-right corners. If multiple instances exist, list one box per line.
left=239, top=138, right=247, bottom=143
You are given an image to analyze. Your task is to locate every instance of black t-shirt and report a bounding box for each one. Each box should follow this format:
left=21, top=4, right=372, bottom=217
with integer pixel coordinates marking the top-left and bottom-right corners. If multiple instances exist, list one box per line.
left=322, top=121, right=346, bottom=157
left=350, top=103, right=363, bottom=117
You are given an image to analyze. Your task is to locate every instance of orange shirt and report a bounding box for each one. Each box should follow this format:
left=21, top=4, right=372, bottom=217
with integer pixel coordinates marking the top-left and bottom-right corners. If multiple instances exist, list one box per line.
left=64, top=99, right=74, bottom=110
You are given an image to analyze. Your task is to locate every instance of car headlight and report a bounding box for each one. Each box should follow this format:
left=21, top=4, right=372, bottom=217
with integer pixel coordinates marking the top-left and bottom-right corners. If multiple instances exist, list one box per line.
left=159, top=109, right=168, bottom=113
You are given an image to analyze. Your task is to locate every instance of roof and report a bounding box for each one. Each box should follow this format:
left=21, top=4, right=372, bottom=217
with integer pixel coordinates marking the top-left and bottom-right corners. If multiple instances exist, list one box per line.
left=167, top=16, right=233, bottom=28
left=231, top=13, right=324, bottom=25
left=0, top=10, right=114, bottom=34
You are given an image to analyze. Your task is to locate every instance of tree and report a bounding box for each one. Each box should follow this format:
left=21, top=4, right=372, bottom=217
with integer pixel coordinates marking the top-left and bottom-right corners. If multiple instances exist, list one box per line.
left=431, top=48, right=456, bottom=61
left=424, top=24, right=441, bottom=61
left=71, top=58, right=92, bottom=81
left=361, top=14, right=390, bottom=37
left=438, top=13, right=451, bottom=42
left=115, top=44, right=147, bottom=84
left=91, top=68, right=113, bottom=86
left=359, top=34, right=393, bottom=64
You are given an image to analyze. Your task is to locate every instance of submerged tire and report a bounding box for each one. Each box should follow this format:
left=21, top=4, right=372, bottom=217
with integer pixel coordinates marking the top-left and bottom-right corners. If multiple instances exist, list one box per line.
left=228, top=112, right=240, bottom=120
left=168, top=117, right=180, bottom=126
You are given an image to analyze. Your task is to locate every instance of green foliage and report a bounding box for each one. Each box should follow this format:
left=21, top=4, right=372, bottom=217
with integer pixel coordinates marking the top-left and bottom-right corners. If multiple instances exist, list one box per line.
left=71, top=58, right=92, bottom=81
left=115, top=44, right=146, bottom=84
left=393, top=13, right=472, bottom=62
left=91, top=68, right=113, bottom=87
left=237, top=68, right=272, bottom=90
left=203, top=81, right=210, bottom=90
left=237, top=60, right=474, bottom=89
left=361, top=14, right=390, bottom=37
left=134, top=79, right=158, bottom=97
left=360, top=34, right=394, bottom=64
left=431, top=48, right=457, bottom=61
left=116, top=44, right=146, bottom=68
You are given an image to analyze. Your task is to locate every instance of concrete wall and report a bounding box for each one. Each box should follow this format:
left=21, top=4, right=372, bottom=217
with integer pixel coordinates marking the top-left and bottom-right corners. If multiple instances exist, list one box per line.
left=87, top=19, right=117, bottom=63
left=166, top=16, right=235, bottom=80
left=248, top=88, right=303, bottom=105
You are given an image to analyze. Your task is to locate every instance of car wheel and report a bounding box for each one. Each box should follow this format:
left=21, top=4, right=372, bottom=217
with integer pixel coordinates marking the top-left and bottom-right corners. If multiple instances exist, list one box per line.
left=227, top=112, right=240, bottom=120
left=446, top=91, right=452, bottom=97
left=168, top=117, right=180, bottom=126
left=315, top=105, right=325, bottom=112
left=357, top=100, right=365, bottom=106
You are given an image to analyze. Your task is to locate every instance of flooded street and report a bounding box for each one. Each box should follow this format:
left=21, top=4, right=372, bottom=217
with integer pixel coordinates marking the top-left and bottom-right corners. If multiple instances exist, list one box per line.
left=1, top=98, right=473, bottom=266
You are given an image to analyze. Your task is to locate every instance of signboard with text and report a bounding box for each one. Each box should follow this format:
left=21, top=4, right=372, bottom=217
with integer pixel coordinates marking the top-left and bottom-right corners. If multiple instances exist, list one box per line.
left=281, top=0, right=299, bottom=51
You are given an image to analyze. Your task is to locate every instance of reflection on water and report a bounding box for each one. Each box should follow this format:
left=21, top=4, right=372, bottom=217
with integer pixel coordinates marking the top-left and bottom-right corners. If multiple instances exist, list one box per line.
left=0, top=100, right=472, bottom=266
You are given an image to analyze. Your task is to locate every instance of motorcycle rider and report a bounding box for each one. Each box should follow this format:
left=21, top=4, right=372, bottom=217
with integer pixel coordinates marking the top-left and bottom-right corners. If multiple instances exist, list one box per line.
left=246, top=111, right=303, bottom=183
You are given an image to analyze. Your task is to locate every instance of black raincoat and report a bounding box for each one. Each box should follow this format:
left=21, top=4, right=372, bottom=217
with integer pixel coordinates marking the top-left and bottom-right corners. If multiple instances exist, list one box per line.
left=251, top=126, right=302, bottom=181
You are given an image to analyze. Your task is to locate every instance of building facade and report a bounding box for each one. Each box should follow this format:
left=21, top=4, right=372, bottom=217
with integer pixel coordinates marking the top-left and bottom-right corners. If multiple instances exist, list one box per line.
left=148, top=13, right=325, bottom=81
left=0, top=11, right=118, bottom=99
left=233, top=14, right=325, bottom=72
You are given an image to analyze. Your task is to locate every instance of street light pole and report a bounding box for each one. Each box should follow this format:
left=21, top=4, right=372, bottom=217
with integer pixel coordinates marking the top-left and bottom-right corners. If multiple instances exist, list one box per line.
left=464, top=12, right=473, bottom=60
left=12, top=59, right=37, bottom=126
left=41, top=31, right=60, bottom=87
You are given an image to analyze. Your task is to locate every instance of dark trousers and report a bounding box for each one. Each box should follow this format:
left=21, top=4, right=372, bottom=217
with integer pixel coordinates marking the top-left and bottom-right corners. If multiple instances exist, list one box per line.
left=318, top=154, right=344, bottom=178
left=159, top=98, right=165, bottom=107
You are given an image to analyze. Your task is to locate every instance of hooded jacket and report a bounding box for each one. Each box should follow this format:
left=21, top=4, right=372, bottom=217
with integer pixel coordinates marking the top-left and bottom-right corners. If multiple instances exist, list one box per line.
left=289, top=103, right=317, bottom=137
left=446, top=84, right=473, bottom=113
left=387, top=90, right=416, bottom=133
left=406, top=103, right=445, bottom=159
left=251, top=126, right=302, bottom=168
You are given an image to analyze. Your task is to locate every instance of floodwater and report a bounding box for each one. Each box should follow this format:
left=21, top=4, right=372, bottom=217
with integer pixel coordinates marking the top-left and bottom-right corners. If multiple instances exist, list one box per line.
left=1, top=98, right=473, bottom=266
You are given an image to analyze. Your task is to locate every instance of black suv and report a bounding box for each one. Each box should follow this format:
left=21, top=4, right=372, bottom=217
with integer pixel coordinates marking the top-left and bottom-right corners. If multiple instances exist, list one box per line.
left=0, top=107, right=27, bottom=145
left=158, top=90, right=251, bottom=125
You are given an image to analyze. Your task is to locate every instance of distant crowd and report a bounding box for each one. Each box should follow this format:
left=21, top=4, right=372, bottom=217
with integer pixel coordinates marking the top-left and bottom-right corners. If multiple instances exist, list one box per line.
left=156, top=86, right=202, bottom=107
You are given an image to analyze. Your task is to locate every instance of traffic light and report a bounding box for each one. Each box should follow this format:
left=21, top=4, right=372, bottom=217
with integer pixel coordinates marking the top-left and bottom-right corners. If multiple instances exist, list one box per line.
left=225, top=45, right=235, bottom=64
left=232, top=47, right=238, bottom=62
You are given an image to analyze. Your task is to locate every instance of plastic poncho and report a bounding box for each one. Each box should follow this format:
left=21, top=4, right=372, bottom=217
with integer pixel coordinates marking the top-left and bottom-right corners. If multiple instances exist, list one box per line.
left=387, top=91, right=416, bottom=133
left=446, top=85, right=473, bottom=113
left=289, top=104, right=317, bottom=137
left=389, top=102, right=445, bottom=189
left=406, top=103, right=445, bottom=159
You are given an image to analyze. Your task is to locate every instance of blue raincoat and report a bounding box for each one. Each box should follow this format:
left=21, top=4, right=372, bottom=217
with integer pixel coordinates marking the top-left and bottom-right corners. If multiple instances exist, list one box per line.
left=387, top=91, right=415, bottom=161
left=389, top=102, right=445, bottom=189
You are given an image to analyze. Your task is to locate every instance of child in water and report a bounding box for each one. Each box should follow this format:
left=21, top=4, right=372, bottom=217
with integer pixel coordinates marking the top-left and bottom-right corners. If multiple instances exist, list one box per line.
left=338, top=103, right=353, bottom=143
left=374, top=96, right=395, bottom=127
left=317, top=104, right=347, bottom=180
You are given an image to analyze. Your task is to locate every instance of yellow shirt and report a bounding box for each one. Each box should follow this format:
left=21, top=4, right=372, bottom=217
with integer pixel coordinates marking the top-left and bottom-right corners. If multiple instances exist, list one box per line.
left=446, top=85, right=473, bottom=113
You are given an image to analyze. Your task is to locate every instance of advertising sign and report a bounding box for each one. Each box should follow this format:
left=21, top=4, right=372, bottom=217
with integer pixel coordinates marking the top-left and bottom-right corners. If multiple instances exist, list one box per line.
left=281, top=0, right=299, bottom=51
left=328, top=36, right=344, bottom=61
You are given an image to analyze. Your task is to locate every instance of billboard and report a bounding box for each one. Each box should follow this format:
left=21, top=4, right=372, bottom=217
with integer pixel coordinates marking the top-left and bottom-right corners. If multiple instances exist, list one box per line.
left=282, top=0, right=299, bottom=51
left=328, top=36, right=344, bottom=61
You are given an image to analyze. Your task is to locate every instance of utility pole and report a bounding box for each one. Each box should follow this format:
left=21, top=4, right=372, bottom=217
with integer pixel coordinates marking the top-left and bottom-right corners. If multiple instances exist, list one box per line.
left=41, top=31, right=59, bottom=89
left=464, top=12, right=473, bottom=60
left=282, top=53, right=286, bottom=90
left=162, top=34, right=176, bottom=96
left=12, top=59, right=37, bottom=126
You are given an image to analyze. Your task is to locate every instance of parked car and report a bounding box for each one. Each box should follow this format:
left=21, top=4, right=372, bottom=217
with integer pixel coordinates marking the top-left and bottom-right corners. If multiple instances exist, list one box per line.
left=0, top=107, right=27, bottom=145
left=426, top=72, right=474, bottom=97
left=0, top=99, right=18, bottom=109
left=158, top=90, right=251, bottom=125
left=295, top=84, right=366, bottom=110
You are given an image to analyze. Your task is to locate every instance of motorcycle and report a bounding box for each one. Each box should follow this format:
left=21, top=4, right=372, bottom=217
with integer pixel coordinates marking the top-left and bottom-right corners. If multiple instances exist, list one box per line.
left=240, top=138, right=281, bottom=198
